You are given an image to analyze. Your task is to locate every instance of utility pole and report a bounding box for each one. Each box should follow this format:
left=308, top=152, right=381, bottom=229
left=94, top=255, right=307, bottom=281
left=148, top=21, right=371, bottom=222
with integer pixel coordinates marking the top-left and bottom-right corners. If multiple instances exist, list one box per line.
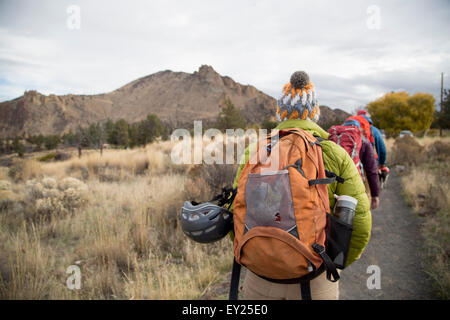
left=440, top=72, right=444, bottom=136
left=441, top=72, right=444, bottom=112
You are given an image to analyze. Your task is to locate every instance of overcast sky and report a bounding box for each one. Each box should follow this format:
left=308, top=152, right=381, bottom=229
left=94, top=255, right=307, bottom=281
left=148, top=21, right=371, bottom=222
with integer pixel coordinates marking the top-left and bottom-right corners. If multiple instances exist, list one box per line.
left=0, top=0, right=449, bottom=112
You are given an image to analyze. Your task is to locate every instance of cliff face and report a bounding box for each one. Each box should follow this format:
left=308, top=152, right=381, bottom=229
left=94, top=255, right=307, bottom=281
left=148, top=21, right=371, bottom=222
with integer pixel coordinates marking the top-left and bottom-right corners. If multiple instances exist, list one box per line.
left=0, top=90, right=114, bottom=137
left=0, top=65, right=276, bottom=137
left=0, top=65, right=350, bottom=137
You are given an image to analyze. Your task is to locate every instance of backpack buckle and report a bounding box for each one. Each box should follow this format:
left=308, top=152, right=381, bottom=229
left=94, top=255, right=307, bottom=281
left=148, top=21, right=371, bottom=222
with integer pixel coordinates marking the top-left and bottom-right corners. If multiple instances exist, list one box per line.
left=312, top=243, right=325, bottom=255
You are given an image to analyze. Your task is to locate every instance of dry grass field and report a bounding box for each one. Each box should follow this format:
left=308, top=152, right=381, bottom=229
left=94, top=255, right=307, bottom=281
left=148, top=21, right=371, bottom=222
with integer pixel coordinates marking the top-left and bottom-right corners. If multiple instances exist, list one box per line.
left=0, top=133, right=448, bottom=299
left=0, top=137, right=251, bottom=299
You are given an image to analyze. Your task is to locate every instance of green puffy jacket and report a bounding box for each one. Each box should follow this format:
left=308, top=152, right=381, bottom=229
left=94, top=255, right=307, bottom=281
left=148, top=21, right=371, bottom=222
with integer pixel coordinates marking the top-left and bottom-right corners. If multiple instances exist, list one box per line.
left=232, top=119, right=372, bottom=266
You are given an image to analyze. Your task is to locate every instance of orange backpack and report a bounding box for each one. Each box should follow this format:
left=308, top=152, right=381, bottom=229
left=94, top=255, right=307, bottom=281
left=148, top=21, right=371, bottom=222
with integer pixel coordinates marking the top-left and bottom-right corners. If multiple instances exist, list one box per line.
left=230, top=128, right=344, bottom=300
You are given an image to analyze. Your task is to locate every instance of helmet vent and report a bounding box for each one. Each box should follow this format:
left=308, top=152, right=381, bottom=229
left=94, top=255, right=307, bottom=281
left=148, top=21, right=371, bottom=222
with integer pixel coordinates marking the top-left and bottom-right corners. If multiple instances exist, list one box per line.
left=189, top=213, right=200, bottom=221
left=205, top=225, right=217, bottom=233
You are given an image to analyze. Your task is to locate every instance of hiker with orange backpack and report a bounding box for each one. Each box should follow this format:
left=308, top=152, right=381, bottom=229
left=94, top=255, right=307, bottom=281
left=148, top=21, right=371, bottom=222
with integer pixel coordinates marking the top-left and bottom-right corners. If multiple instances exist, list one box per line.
left=229, top=71, right=371, bottom=300
left=329, top=118, right=380, bottom=209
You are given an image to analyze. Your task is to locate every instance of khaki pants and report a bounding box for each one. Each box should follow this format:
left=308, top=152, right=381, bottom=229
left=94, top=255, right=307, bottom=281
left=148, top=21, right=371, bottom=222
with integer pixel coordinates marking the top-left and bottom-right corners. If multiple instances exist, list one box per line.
left=242, top=270, right=339, bottom=300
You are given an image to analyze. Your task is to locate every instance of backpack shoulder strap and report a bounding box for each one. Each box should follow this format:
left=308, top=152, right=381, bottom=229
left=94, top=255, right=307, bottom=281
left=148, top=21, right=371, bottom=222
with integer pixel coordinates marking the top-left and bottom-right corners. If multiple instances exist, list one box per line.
left=309, top=135, right=345, bottom=186
left=308, top=170, right=345, bottom=186
left=315, top=136, right=326, bottom=142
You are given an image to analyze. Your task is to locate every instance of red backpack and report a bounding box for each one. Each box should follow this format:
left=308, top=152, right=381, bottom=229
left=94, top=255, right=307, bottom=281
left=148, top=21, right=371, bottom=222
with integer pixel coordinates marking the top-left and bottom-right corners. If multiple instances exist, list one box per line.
left=347, top=115, right=373, bottom=144
left=328, top=125, right=364, bottom=177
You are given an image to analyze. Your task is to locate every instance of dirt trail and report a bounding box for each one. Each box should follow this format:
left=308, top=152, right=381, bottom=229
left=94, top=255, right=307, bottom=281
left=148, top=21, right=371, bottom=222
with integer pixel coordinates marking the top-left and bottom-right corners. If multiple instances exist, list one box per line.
left=339, top=169, right=435, bottom=299
left=200, top=169, right=436, bottom=300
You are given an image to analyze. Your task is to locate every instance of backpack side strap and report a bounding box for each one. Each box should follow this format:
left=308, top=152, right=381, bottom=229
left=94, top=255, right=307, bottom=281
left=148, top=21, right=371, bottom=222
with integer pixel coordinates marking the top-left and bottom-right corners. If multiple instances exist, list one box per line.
left=312, top=243, right=340, bottom=282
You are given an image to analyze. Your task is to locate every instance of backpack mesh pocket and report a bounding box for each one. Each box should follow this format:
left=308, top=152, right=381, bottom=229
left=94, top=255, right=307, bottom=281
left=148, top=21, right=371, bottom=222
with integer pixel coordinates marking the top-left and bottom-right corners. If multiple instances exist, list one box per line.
left=326, top=213, right=353, bottom=269
left=245, top=170, right=296, bottom=234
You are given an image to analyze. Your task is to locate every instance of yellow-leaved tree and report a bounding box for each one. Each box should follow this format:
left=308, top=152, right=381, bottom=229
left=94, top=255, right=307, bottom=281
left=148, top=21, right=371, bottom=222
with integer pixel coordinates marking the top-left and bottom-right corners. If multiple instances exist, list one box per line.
left=367, top=91, right=435, bottom=136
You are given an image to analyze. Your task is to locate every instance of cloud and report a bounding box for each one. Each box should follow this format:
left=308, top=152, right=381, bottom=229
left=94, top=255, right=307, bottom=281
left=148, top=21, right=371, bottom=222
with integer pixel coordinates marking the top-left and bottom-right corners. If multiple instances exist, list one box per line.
left=0, top=0, right=449, bottom=112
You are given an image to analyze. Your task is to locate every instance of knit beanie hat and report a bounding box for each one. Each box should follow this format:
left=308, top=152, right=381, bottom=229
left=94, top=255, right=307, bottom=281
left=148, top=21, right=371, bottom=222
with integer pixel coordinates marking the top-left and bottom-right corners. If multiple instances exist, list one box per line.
left=356, top=110, right=368, bottom=116
left=276, top=71, right=320, bottom=122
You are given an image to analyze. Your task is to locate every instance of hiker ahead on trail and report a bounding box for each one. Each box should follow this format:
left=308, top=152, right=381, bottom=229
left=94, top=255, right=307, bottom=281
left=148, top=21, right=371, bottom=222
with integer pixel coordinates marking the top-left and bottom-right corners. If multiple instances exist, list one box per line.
left=329, top=118, right=380, bottom=210
left=349, top=110, right=389, bottom=190
left=354, top=110, right=389, bottom=189
left=356, top=110, right=387, bottom=168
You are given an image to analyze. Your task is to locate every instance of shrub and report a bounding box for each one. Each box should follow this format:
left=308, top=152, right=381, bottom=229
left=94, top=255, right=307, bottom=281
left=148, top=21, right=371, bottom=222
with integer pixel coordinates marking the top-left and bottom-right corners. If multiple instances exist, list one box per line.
left=38, top=153, right=55, bottom=162
left=53, top=152, right=71, bottom=161
left=427, top=140, right=450, bottom=161
left=215, top=98, right=246, bottom=131
left=421, top=209, right=450, bottom=299
left=0, top=180, right=11, bottom=191
left=41, top=177, right=57, bottom=189
left=8, top=160, right=41, bottom=182
left=38, top=152, right=71, bottom=163
left=0, top=179, right=19, bottom=211
left=261, top=118, right=277, bottom=130
left=367, top=91, right=435, bottom=136
left=44, top=135, right=60, bottom=150
left=425, top=129, right=439, bottom=137
left=12, top=138, right=26, bottom=157
left=389, top=136, right=424, bottom=167
left=0, top=190, right=16, bottom=210
left=25, top=177, right=88, bottom=218
left=0, top=167, right=9, bottom=180
left=188, top=164, right=237, bottom=196
left=183, top=175, right=212, bottom=203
